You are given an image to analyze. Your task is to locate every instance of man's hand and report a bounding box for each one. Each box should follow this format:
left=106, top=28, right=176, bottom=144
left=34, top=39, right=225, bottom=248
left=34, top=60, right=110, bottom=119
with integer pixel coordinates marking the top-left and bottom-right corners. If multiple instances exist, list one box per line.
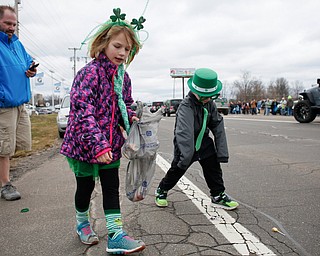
left=25, top=62, right=37, bottom=77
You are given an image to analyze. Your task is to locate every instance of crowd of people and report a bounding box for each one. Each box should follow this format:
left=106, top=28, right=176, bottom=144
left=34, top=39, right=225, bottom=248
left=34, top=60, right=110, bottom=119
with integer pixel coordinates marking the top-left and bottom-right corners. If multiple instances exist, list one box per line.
left=229, top=96, right=295, bottom=116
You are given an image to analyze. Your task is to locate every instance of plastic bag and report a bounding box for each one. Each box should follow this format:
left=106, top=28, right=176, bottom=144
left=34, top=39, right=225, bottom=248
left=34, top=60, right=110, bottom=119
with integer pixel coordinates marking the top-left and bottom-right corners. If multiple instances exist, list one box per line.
left=123, top=104, right=162, bottom=202
left=121, top=121, right=141, bottom=159
left=125, top=155, right=156, bottom=201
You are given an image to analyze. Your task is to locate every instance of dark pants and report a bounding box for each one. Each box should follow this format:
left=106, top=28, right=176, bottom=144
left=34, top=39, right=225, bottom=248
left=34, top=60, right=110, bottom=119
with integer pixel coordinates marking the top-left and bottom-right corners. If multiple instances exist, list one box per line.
left=159, top=154, right=225, bottom=197
left=75, top=168, right=120, bottom=212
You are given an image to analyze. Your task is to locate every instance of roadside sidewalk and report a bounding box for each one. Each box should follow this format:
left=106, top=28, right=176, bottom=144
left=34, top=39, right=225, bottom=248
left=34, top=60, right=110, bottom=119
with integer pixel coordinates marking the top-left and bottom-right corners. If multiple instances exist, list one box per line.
left=0, top=153, right=239, bottom=256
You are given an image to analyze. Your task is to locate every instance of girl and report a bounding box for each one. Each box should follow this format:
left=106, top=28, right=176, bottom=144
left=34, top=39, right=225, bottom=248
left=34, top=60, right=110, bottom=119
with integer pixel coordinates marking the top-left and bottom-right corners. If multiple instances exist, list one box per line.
left=60, top=9, right=145, bottom=254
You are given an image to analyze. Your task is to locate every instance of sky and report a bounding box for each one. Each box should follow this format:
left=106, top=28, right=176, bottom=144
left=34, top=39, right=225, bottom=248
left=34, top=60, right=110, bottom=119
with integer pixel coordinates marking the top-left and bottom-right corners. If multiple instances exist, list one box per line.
left=1, top=0, right=320, bottom=103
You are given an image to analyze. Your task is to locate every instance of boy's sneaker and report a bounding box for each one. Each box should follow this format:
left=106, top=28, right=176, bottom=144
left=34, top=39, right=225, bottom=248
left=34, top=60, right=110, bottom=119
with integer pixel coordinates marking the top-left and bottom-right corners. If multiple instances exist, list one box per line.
left=155, top=187, right=168, bottom=207
left=76, top=221, right=99, bottom=245
left=1, top=182, right=21, bottom=201
left=106, top=230, right=146, bottom=254
left=211, top=192, right=239, bottom=211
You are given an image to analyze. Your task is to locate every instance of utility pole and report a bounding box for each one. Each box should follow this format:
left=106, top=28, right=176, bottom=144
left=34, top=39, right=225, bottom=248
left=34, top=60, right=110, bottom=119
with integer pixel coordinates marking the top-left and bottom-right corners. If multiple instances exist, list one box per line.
left=14, top=0, right=21, bottom=37
left=68, top=47, right=80, bottom=78
left=49, top=70, right=55, bottom=107
left=82, top=56, right=90, bottom=64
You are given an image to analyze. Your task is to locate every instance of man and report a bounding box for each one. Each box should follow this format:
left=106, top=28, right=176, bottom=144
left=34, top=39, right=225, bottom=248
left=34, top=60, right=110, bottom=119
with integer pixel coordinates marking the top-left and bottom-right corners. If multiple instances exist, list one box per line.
left=286, top=95, right=294, bottom=116
left=280, top=97, right=287, bottom=116
left=155, top=68, right=238, bottom=210
left=0, top=6, right=37, bottom=200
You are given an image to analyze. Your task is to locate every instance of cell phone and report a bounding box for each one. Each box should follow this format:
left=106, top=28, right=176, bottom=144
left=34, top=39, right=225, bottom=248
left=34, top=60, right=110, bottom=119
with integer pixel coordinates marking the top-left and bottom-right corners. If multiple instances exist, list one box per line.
left=29, top=63, right=39, bottom=71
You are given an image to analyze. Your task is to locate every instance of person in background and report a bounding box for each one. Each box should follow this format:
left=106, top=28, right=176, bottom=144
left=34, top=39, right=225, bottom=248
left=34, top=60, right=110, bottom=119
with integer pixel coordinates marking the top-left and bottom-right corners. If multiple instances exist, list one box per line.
left=155, top=68, right=239, bottom=211
left=250, top=99, right=257, bottom=115
left=257, top=99, right=262, bottom=114
left=271, top=99, right=278, bottom=115
left=0, top=5, right=37, bottom=201
left=264, top=98, right=271, bottom=115
left=280, top=97, right=287, bottom=115
left=60, top=8, right=146, bottom=254
left=286, top=95, right=293, bottom=116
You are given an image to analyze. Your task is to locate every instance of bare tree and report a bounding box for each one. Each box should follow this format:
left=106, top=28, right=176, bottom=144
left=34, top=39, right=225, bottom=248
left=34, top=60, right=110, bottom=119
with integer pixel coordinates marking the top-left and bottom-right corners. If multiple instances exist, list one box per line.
left=290, top=80, right=304, bottom=99
left=233, top=71, right=253, bottom=102
left=221, top=80, right=228, bottom=99
left=250, top=79, right=266, bottom=100
left=233, top=71, right=265, bottom=101
left=275, top=77, right=290, bottom=98
left=267, top=78, right=290, bottom=100
left=267, top=80, right=276, bottom=99
left=228, top=82, right=237, bottom=100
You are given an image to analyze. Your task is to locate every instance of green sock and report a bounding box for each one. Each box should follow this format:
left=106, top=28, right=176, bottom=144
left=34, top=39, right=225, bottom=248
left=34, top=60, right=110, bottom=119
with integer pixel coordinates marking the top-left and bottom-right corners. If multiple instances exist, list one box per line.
left=76, top=208, right=89, bottom=226
left=105, top=209, right=122, bottom=238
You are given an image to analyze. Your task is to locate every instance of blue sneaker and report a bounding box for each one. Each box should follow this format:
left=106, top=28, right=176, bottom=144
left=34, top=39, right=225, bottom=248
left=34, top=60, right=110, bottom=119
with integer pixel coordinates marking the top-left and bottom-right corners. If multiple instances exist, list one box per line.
left=106, top=230, right=145, bottom=254
left=76, top=221, right=99, bottom=245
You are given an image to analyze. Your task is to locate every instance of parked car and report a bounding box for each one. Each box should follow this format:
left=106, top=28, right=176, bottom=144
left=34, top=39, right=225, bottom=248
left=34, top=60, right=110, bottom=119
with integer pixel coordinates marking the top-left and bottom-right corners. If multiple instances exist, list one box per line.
left=150, top=101, right=164, bottom=113
left=163, top=99, right=182, bottom=117
left=25, top=104, right=36, bottom=116
left=214, top=97, right=229, bottom=115
left=57, top=94, right=70, bottom=138
left=293, top=78, right=320, bottom=123
left=35, top=107, right=53, bottom=115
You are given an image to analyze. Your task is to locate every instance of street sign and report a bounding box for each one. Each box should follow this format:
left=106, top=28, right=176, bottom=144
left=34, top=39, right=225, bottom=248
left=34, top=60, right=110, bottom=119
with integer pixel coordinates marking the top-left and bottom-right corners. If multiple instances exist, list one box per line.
left=170, top=68, right=195, bottom=78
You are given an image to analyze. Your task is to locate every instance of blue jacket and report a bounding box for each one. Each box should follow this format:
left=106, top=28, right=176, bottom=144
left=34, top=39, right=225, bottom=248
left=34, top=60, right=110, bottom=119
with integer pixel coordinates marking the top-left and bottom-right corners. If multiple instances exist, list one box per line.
left=0, top=32, right=33, bottom=108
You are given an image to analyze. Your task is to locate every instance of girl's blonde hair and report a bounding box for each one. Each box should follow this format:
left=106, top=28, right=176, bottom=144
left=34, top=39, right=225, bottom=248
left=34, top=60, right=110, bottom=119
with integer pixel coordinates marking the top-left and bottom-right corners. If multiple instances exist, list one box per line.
left=89, top=25, right=141, bottom=65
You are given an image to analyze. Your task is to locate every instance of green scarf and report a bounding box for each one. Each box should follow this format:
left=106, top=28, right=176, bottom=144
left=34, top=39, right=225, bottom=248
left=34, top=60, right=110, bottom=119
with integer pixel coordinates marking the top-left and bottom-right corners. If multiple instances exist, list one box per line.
left=195, top=107, right=208, bottom=151
left=113, top=64, right=130, bottom=134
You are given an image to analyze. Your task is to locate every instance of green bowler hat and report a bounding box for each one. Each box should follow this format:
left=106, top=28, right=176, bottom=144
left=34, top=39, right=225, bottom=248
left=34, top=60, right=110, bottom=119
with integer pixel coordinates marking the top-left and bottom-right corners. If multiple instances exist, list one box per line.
left=187, top=68, right=222, bottom=97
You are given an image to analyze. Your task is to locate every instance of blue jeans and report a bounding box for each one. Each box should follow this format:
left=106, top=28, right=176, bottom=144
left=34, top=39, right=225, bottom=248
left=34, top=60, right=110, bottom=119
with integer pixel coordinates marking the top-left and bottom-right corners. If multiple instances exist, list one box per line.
left=264, top=107, right=270, bottom=115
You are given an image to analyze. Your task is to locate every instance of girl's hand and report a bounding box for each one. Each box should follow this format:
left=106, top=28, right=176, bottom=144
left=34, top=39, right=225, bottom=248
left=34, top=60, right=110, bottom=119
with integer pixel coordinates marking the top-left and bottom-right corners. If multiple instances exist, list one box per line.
left=132, top=116, right=139, bottom=122
left=97, top=151, right=113, bottom=164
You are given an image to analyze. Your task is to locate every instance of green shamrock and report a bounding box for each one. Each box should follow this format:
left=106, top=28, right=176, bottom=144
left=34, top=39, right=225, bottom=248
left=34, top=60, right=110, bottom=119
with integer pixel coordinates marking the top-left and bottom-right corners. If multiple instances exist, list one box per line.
left=131, top=16, right=146, bottom=30
left=110, top=8, right=126, bottom=22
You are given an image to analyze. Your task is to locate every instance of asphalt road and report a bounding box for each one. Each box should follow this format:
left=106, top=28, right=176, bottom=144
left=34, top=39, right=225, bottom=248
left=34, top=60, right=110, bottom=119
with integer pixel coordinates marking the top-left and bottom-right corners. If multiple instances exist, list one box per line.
left=1, top=113, right=319, bottom=256
left=157, top=114, right=320, bottom=256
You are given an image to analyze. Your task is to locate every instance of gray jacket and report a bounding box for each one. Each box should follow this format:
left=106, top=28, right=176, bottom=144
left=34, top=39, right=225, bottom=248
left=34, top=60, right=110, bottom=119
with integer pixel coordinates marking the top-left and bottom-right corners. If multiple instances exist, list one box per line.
left=173, top=91, right=229, bottom=170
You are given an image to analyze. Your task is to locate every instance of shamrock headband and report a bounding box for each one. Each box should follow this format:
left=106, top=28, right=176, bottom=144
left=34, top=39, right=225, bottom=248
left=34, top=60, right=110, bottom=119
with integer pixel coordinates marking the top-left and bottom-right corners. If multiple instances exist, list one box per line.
left=110, top=8, right=146, bottom=30
left=81, top=8, right=148, bottom=65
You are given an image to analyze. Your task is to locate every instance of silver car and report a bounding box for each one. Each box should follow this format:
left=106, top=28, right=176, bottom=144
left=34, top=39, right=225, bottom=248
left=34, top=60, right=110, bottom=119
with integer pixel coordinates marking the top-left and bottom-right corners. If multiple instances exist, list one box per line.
left=57, top=94, right=70, bottom=138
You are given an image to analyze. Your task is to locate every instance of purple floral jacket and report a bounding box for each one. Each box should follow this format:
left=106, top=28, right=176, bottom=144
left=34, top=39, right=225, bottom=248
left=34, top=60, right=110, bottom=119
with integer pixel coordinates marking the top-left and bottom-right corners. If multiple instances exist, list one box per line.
left=60, top=53, right=135, bottom=163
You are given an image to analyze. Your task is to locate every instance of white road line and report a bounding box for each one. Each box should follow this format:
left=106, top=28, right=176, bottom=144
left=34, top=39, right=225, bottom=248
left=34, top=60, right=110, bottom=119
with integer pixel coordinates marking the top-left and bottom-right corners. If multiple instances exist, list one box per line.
left=225, top=117, right=296, bottom=123
left=156, top=154, right=276, bottom=256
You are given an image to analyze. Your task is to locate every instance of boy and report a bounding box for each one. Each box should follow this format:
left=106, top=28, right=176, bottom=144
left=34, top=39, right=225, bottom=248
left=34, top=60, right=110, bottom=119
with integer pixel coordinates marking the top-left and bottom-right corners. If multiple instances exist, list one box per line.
left=155, top=68, right=238, bottom=210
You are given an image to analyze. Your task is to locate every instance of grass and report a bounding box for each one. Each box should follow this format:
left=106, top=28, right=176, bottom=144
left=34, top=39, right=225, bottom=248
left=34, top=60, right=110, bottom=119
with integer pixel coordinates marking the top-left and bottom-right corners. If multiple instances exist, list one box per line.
left=13, top=113, right=59, bottom=158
